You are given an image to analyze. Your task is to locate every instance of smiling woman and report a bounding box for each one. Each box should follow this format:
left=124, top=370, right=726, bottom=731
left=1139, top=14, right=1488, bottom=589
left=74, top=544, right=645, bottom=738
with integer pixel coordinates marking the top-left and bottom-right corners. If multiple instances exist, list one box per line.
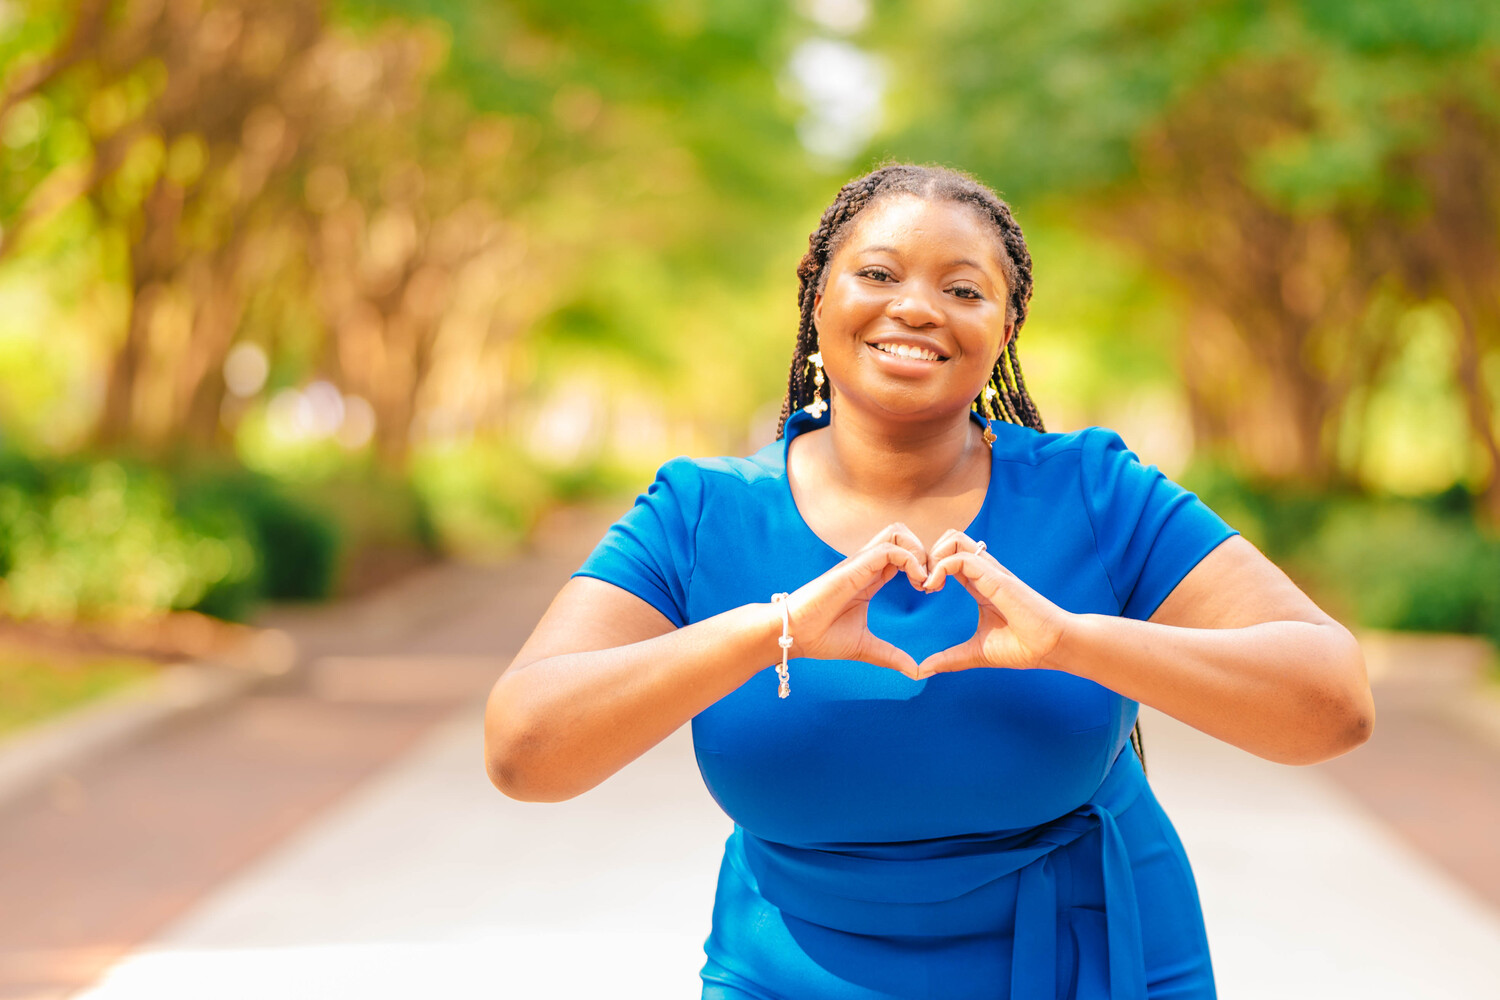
left=483, top=164, right=1374, bottom=999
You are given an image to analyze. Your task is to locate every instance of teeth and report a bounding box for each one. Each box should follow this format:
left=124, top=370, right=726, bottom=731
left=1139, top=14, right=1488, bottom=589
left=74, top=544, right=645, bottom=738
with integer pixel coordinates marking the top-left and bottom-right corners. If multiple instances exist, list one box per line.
left=874, top=342, right=941, bottom=362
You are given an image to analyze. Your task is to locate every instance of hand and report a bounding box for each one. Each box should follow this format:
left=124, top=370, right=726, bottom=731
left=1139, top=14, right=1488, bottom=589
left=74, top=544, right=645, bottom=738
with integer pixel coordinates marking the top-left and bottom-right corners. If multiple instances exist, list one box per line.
left=781, top=523, right=928, bottom=679
left=916, top=529, right=1070, bottom=678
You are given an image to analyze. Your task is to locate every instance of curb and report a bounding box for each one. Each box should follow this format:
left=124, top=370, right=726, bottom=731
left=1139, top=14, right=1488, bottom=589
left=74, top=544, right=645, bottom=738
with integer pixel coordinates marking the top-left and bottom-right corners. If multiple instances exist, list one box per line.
left=0, top=629, right=297, bottom=811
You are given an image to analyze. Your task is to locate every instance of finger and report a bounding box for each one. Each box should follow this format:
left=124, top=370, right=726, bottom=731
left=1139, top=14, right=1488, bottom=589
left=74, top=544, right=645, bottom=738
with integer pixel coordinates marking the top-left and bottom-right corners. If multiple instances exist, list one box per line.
left=847, top=542, right=926, bottom=593
left=854, top=561, right=901, bottom=602
left=944, top=564, right=1011, bottom=623
left=858, top=537, right=928, bottom=589
left=927, top=529, right=980, bottom=564
left=923, top=551, right=1009, bottom=599
left=916, top=639, right=985, bottom=679
left=860, top=522, right=929, bottom=578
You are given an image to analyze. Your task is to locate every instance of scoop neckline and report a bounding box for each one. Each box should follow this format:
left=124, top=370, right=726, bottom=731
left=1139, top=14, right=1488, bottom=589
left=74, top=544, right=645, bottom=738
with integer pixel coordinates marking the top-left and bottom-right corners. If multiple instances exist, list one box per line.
left=778, top=407, right=999, bottom=562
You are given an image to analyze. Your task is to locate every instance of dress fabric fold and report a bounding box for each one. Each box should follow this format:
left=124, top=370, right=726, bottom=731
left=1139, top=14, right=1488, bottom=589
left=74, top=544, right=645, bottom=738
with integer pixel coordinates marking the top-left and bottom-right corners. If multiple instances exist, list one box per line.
left=735, top=747, right=1150, bottom=1000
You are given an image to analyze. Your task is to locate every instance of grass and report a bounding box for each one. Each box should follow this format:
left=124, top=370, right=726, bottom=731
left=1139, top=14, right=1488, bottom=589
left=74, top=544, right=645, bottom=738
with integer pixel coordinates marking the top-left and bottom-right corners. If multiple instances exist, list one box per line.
left=0, top=644, right=158, bottom=738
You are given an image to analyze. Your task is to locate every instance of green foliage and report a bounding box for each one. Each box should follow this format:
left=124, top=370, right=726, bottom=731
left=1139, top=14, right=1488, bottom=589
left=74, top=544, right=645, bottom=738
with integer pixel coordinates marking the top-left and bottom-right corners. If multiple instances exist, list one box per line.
left=174, top=469, right=344, bottom=609
left=0, top=448, right=344, bottom=624
left=0, top=451, right=256, bottom=622
left=405, top=435, right=647, bottom=560
left=407, top=438, right=552, bottom=560
left=879, top=0, right=1500, bottom=209
left=1302, top=498, right=1500, bottom=644
left=1186, top=464, right=1500, bottom=645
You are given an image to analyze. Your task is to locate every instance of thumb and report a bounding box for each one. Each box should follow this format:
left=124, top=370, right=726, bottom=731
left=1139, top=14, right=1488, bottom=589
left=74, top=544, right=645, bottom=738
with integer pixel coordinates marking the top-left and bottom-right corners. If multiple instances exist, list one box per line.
left=852, top=632, right=921, bottom=680
left=917, top=638, right=984, bottom=679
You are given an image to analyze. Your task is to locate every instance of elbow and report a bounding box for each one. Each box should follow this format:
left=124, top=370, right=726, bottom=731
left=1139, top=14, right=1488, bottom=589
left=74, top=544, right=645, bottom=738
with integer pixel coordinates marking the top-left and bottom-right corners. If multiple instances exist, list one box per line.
left=483, top=677, right=583, bottom=803
left=486, top=752, right=556, bottom=802
left=484, top=727, right=580, bottom=803
left=483, top=735, right=528, bottom=800
left=1280, top=698, right=1373, bottom=766
left=1313, top=692, right=1375, bottom=763
left=1286, top=626, right=1376, bottom=765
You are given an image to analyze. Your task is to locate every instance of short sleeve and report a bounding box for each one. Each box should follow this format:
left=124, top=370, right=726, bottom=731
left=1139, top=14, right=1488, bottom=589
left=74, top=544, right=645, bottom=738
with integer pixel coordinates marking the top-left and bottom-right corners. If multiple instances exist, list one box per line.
left=571, top=457, right=702, bottom=628
left=1080, top=429, right=1239, bottom=621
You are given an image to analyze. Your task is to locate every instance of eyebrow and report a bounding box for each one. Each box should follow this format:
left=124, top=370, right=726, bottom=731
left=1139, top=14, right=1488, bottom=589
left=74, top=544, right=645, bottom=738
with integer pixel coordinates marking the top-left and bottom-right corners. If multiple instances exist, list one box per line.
left=857, top=245, right=988, bottom=272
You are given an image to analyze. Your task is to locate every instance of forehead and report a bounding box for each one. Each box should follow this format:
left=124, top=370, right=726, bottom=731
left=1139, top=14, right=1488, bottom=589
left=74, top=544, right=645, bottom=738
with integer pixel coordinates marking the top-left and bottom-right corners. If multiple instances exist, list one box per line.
left=838, top=194, right=1008, bottom=274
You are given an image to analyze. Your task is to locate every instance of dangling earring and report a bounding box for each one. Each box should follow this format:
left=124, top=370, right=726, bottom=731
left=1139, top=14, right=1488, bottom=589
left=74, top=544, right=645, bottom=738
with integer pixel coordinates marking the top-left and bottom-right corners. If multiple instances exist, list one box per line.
left=805, top=351, right=828, bottom=418
left=980, top=383, right=998, bottom=445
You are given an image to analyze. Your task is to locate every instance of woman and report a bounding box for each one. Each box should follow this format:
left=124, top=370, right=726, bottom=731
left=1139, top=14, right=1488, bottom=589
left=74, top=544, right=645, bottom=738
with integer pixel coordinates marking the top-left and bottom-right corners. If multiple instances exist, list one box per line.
left=484, top=164, right=1373, bottom=999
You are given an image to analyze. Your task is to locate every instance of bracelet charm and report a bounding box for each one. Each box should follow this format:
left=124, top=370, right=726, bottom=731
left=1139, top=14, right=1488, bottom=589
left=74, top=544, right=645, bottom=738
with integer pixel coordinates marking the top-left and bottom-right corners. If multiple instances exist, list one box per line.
left=770, top=593, right=793, bottom=698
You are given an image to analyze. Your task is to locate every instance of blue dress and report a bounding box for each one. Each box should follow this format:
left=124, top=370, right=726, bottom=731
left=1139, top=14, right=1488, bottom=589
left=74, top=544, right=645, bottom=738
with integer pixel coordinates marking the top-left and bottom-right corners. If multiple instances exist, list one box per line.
left=574, top=407, right=1237, bottom=999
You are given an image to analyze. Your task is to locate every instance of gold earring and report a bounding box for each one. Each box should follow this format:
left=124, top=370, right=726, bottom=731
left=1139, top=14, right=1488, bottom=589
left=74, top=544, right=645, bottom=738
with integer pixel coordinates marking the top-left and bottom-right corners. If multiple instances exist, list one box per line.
left=805, top=351, right=828, bottom=418
left=980, top=384, right=998, bottom=445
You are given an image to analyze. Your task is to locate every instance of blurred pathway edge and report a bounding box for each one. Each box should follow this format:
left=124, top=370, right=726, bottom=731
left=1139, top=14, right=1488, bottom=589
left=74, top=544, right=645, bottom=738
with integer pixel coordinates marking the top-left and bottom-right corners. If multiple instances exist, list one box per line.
left=0, top=505, right=618, bottom=811
left=0, top=505, right=615, bottom=1000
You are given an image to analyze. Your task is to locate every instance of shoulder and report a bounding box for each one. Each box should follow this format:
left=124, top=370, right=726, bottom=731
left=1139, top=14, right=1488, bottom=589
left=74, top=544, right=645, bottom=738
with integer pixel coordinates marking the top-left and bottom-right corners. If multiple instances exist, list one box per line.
left=637, top=440, right=786, bottom=514
left=988, top=420, right=1131, bottom=471
left=652, top=438, right=786, bottom=489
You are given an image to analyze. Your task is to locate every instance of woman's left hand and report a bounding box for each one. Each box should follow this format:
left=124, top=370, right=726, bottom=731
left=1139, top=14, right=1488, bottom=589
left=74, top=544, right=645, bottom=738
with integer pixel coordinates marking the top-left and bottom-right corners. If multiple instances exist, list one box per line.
left=916, top=529, right=1072, bottom=678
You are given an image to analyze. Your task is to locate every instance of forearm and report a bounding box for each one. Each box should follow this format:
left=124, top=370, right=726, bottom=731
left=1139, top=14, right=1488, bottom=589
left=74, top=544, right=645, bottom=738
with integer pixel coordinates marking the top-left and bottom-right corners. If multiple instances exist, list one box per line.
left=485, top=602, right=781, bottom=801
left=1045, top=614, right=1373, bottom=764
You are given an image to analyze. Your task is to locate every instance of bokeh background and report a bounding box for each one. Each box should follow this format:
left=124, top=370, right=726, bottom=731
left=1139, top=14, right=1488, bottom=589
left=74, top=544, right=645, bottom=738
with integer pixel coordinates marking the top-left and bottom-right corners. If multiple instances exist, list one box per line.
left=3, top=2, right=1500, bottom=997
left=4, top=0, right=1500, bottom=666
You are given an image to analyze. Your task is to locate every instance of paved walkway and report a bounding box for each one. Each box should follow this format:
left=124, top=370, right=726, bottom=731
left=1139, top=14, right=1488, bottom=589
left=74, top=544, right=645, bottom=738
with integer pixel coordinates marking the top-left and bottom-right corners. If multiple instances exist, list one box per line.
left=4, top=508, right=1500, bottom=998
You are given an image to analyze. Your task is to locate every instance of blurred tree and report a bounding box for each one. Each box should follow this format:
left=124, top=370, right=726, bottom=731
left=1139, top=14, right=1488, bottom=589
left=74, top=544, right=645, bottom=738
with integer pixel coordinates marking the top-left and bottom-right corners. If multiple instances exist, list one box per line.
left=0, top=0, right=816, bottom=468
left=1, top=1, right=328, bottom=451
left=877, top=0, right=1500, bottom=511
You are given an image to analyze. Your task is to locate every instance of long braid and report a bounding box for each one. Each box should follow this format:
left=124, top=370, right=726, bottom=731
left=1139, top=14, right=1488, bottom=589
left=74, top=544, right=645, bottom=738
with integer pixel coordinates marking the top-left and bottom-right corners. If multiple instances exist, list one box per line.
left=777, top=169, right=898, bottom=437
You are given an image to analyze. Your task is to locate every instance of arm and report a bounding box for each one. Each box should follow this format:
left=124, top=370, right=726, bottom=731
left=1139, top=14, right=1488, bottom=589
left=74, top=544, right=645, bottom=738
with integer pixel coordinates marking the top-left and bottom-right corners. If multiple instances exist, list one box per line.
left=484, top=578, right=783, bottom=803
left=921, top=533, right=1373, bottom=765
left=1053, top=535, right=1372, bottom=764
left=485, top=526, right=929, bottom=802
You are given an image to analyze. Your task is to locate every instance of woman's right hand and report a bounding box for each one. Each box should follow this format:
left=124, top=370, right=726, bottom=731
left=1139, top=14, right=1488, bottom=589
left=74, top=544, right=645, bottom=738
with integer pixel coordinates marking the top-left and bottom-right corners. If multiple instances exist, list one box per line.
left=779, top=523, right=927, bottom=678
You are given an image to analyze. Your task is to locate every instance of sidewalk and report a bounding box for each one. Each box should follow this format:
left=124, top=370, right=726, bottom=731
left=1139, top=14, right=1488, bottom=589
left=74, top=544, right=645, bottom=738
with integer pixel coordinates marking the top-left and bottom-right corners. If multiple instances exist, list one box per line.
left=0, top=511, right=607, bottom=1000
left=59, top=703, right=1500, bottom=1000
left=4, top=510, right=1500, bottom=998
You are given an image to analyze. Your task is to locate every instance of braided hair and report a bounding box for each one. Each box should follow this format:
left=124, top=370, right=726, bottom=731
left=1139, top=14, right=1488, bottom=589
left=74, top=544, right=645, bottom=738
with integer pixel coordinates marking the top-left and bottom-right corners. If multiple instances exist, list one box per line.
left=775, top=163, right=1045, bottom=439
left=774, top=164, right=1150, bottom=769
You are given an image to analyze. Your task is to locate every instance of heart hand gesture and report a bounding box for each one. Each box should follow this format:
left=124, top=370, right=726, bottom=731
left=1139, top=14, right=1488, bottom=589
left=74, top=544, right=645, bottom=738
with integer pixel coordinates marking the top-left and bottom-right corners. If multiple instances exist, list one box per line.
left=777, top=524, right=1070, bottom=682
left=915, top=529, right=1070, bottom=678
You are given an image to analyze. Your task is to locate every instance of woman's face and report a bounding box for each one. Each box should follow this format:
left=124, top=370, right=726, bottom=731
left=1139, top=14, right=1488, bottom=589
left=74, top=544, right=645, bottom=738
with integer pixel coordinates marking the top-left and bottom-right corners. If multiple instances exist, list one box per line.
left=813, top=194, right=1013, bottom=427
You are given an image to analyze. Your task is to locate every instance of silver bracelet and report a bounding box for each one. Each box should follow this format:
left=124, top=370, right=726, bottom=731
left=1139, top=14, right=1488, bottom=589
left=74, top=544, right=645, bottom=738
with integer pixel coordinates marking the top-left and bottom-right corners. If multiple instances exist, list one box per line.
left=770, top=593, right=792, bottom=698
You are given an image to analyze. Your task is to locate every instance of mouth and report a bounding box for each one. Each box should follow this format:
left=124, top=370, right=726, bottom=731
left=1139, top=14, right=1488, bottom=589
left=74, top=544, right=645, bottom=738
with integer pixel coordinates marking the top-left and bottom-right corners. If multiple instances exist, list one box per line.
left=868, top=341, right=948, bottom=363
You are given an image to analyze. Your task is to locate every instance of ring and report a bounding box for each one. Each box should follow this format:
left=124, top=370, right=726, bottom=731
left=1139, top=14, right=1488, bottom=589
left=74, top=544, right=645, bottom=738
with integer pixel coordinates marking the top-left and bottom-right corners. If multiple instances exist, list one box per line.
left=974, top=541, right=986, bottom=555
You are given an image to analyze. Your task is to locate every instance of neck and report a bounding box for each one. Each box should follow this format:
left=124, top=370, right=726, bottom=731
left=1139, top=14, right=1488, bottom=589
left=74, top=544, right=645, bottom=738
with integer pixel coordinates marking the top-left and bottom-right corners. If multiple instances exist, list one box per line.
left=819, top=401, right=985, bottom=504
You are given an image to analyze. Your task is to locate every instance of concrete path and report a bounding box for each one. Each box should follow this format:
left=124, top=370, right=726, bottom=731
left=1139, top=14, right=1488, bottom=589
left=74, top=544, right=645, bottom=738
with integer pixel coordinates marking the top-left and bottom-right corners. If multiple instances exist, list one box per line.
left=71, top=710, right=1500, bottom=997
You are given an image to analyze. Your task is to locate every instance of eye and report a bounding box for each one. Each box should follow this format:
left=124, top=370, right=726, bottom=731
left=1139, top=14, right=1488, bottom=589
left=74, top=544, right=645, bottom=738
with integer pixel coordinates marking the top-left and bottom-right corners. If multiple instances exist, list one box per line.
left=950, top=284, right=983, bottom=300
left=857, top=266, right=895, bottom=282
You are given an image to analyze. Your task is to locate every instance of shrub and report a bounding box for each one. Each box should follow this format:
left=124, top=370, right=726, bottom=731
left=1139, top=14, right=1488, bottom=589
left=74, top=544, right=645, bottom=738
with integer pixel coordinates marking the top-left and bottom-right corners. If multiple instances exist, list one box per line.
left=0, top=452, right=255, bottom=622
left=174, top=468, right=343, bottom=609
left=1183, top=462, right=1500, bottom=646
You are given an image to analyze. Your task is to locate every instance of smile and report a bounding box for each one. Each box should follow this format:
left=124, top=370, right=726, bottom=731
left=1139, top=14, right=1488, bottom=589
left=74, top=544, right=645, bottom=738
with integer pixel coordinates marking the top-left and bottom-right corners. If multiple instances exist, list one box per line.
left=870, top=342, right=945, bottom=362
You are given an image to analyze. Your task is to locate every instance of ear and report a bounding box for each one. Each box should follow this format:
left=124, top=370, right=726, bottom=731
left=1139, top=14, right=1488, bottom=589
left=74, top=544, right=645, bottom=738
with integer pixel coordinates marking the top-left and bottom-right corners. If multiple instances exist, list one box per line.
left=813, top=291, right=823, bottom=333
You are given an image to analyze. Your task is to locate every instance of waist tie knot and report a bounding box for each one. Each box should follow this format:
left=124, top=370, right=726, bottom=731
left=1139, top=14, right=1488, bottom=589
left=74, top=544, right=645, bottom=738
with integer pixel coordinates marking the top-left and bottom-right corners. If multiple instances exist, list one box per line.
left=734, top=748, right=1149, bottom=1000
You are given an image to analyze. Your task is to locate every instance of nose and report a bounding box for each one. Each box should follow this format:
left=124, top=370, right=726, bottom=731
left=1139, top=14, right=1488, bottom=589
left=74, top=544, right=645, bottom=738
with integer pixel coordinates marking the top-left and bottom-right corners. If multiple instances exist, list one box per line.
left=885, top=283, right=944, bottom=327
